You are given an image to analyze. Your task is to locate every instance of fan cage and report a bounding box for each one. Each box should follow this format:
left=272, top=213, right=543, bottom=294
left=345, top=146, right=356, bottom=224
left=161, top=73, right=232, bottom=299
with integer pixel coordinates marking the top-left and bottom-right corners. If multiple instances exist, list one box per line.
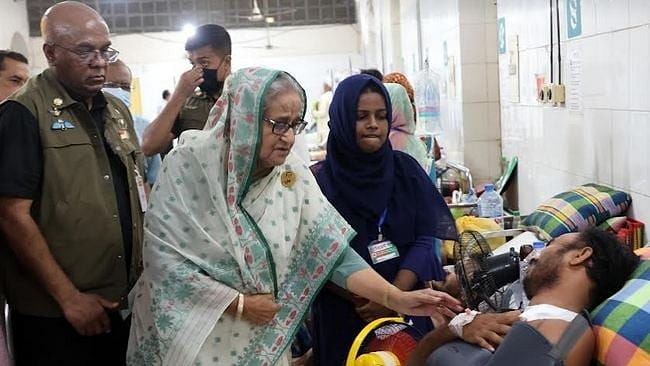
left=453, top=230, right=518, bottom=312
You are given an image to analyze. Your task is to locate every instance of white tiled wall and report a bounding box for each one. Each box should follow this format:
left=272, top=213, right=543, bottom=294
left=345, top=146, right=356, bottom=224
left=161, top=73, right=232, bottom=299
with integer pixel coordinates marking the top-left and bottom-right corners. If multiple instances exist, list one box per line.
left=498, top=0, right=649, bottom=242
left=459, top=0, right=502, bottom=182
left=412, top=0, right=502, bottom=181
left=418, top=0, right=465, bottom=162
left=462, top=63, right=489, bottom=102
left=400, top=0, right=422, bottom=74
left=629, top=25, right=650, bottom=111
left=346, top=1, right=648, bottom=241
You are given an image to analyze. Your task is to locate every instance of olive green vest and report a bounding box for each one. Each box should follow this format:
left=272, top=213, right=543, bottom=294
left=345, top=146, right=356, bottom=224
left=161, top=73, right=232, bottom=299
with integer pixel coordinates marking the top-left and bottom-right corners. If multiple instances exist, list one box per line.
left=3, top=68, right=145, bottom=317
left=176, top=91, right=216, bottom=133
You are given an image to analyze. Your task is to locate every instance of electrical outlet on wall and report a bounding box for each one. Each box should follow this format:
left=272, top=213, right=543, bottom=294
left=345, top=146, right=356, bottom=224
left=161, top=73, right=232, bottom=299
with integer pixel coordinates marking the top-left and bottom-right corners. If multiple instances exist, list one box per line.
left=550, top=84, right=565, bottom=104
left=539, top=84, right=552, bottom=103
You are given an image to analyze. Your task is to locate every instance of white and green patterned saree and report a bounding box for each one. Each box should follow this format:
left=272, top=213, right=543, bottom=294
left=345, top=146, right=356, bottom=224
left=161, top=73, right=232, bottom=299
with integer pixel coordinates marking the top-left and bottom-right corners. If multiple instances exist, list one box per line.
left=126, top=68, right=360, bottom=365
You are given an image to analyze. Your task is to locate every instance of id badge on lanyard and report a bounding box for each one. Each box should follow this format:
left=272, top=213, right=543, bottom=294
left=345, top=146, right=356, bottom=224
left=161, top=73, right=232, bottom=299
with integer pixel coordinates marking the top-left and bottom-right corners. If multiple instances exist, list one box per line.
left=368, top=208, right=400, bottom=265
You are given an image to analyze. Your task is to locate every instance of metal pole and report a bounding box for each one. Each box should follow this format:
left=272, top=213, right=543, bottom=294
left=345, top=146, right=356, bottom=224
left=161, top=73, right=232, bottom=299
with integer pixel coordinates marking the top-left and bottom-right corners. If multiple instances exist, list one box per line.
left=416, top=0, right=424, bottom=70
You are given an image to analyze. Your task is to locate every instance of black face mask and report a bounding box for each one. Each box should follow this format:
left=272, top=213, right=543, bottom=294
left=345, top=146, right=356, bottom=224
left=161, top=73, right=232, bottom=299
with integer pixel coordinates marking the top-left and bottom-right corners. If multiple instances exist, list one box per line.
left=199, top=68, right=224, bottom=96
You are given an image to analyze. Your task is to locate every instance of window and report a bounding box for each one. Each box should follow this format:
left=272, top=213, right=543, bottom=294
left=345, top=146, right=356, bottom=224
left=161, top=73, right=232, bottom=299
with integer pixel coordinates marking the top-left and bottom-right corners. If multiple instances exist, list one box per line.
left=27, top=0, right=356, bottom=35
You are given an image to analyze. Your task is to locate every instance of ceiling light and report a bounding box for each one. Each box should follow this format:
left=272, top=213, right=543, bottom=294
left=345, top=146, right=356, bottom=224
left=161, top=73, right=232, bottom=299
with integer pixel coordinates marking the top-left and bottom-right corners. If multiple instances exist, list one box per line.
left=181, top=24, right=196, bottom=39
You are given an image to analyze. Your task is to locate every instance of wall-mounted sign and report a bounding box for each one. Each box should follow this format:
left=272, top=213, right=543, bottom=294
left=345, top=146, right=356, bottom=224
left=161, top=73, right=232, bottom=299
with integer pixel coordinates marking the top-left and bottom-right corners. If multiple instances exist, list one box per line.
left=508, top=35, right=520, bottom=103
left=567, top=49, right=583, bottom=112
left=567, top=0, right=582, bottom=38
left=498, top=18, right=506, bottom=54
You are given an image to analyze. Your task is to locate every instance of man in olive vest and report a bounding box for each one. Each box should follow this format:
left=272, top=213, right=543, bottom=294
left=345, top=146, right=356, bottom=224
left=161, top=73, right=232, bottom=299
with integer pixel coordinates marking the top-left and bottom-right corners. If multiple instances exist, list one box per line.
left=0, top=2, right=144, bottom=364
left=104, top=59, right=162, bottom=187
left=141, top=24, right=232, bottom=157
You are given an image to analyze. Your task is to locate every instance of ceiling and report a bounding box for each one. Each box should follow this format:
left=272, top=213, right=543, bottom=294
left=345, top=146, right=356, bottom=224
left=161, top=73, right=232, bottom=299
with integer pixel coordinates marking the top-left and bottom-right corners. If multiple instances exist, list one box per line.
left=26, top=0, right=356, bottom=36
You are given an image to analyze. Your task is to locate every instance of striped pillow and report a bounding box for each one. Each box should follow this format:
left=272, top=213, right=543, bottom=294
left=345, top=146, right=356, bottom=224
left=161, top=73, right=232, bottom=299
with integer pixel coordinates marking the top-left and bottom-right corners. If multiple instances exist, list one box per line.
left=591, top=248, right=650, bottom=366
left=522, top=184, right=631, bottom=240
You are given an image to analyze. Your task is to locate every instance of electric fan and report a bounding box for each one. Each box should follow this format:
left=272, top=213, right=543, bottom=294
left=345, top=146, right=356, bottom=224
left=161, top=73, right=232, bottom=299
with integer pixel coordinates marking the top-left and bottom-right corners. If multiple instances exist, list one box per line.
left=346, top=317, right=424, bottom=366
left=454, top=230, right=520, bottom=312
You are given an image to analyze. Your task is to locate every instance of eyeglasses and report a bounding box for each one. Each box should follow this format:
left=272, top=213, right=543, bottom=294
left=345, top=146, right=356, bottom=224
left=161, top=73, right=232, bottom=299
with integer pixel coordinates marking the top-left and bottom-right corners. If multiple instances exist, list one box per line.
left=263, top=118, right=307, bottom=135
left=51, top=43, right=120, bottom=64
left=103, top=82, right=132, bottom=92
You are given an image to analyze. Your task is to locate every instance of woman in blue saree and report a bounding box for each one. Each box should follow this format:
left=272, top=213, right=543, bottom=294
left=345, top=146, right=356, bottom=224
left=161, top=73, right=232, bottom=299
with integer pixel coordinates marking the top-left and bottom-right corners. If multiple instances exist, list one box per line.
left=312, top=74, right=458, bottom=365
left=126, top=68, right=461, bottom=366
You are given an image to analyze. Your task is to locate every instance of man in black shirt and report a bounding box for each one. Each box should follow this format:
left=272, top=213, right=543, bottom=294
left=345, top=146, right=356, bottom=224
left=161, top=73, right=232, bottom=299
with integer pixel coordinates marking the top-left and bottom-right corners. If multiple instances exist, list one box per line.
left=141, top=24, right=232, bottom=156
left=0, top=47, right=30, bottom=366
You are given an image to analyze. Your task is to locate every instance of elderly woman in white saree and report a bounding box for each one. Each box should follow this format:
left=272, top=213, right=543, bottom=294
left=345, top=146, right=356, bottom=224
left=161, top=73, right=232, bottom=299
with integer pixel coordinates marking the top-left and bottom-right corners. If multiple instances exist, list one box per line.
left=126, top=67, right=461, bottom=366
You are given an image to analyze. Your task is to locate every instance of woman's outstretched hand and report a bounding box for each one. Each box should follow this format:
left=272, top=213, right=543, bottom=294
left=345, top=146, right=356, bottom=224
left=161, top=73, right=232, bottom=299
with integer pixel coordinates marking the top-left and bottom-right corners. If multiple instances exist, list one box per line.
left=388, top=287, right=463, bottom=318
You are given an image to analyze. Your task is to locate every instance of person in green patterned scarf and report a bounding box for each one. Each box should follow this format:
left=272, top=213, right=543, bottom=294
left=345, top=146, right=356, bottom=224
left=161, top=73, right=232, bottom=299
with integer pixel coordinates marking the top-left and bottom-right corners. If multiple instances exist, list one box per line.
left=385, top=82, right=431, bottom=171
left=126, top=67, right=462, bottom=366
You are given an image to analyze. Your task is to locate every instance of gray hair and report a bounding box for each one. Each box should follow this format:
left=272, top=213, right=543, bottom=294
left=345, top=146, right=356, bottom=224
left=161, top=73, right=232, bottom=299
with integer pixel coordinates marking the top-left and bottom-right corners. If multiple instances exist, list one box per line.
left=263, top=72, right=305, bottom=114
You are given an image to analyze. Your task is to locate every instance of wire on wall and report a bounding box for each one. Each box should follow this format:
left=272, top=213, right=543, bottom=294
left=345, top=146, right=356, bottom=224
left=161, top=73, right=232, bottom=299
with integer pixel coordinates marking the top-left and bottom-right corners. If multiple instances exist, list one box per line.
left=555, top=0, right=562, bottom=84
left=549, top=0, right=554, bottom=83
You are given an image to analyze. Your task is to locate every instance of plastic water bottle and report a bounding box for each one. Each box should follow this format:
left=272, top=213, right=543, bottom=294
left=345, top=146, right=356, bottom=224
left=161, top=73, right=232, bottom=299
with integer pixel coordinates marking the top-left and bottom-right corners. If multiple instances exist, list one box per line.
left=478, top=184, right=504, bottom=228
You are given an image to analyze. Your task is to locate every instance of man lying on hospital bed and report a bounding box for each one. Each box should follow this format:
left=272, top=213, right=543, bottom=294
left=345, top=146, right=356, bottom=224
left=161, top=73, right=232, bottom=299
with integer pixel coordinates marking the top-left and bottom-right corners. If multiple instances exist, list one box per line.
left=408, top=228, right=640, bottom=366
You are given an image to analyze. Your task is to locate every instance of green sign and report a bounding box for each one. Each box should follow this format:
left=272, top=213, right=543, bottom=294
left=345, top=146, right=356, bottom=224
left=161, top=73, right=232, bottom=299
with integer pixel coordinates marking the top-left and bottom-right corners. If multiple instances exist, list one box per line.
left=567, top=0, right=582, bottom=38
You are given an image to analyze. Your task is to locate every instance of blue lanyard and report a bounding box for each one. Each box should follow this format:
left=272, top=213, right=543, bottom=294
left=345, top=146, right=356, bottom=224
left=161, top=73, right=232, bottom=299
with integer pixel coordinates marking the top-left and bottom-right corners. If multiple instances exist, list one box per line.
left=377, top=208, right=388, bottom=241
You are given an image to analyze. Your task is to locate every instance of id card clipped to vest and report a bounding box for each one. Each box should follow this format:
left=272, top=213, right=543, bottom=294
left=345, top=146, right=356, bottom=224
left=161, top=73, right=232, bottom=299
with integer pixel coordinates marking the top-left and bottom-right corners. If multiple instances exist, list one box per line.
left=368, top=209, right=400, bottom=265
